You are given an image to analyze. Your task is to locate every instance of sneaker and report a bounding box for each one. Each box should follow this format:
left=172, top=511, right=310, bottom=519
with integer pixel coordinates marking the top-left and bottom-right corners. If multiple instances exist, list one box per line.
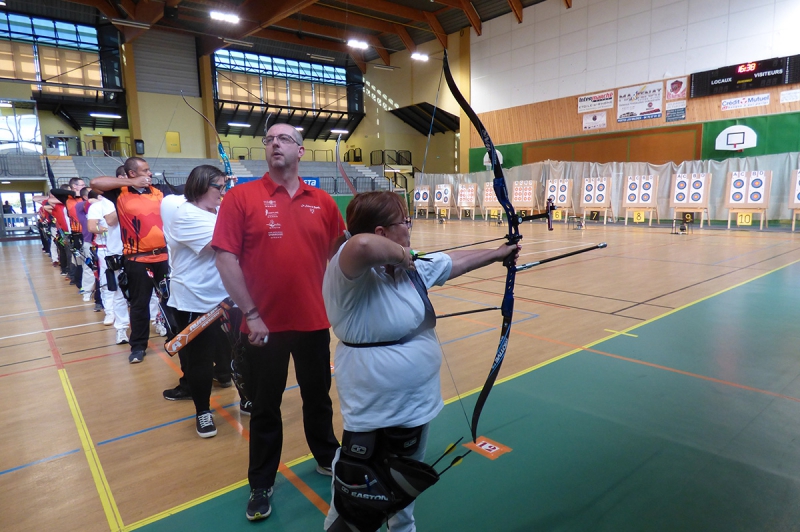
left=245, top=487, right=273, bottom=521
left=163, top=385, right=192, bottom=401
left=195, top=411, right=217, bottom=438
left=94, top=302, right=103, bottom=312
left=213, top=375, right=233, bottom=388
left=128, top=350, right=145, bottom=364
left=315, top=464, right=333, bottom=477
left=153, top=321, right=167, bottom=337
left=240, top=400, right=252, bottom=416
left=82, top=291, right=91, bottom=302
left=115, top=329, right=129, bottom=344
left=103, top=313, right=114, bottom=326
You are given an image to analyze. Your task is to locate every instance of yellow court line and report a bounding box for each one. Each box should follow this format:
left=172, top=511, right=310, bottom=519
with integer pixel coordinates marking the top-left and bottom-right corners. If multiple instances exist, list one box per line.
left=59, top=368, right=124, bottom=531
left=604, top=329, right=638, bottom=337
left=446, top=257, right=800, bottom=404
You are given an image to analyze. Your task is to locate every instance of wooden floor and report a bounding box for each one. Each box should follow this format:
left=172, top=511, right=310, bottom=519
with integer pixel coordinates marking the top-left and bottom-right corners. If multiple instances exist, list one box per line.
left=2, top=219, right=800, bottom=531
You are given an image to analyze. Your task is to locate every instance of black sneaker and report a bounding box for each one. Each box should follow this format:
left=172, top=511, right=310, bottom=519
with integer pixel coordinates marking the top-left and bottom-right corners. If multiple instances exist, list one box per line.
left=213, top=375, right=233, bottom=388
left=240, top=400, right=252, bottom=416
left=246, top=487, right=273, bottom=521
left=195, top=411, right=217, bottom=438
left=94, top=302, right=103, bottom=312
left=128, top=350, right=145, bottom=364
left=163, top=385, right=192, bottom=401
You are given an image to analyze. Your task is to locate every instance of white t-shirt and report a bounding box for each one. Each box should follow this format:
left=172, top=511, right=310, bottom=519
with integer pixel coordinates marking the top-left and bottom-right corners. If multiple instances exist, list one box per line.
left=323, top=242, right=452, bottom=432
left=87, top=197, right=121, bottom=255
left=166, top=201, right=229, bottom=313
left=160, top=194, right=187, bottom=272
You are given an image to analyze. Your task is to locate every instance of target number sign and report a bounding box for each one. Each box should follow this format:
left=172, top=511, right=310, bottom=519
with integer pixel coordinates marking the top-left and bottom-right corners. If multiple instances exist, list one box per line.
left=589, top=210, right=600, bottom=221
left=737, top=212, right=752, bottom=226
left=553, top=210, right=562, bottom=221
left=681, top=212, right=695, bottom=224
left=633, top=211, right=645, bottom=223
left=464, top=436, right=512, bottom=461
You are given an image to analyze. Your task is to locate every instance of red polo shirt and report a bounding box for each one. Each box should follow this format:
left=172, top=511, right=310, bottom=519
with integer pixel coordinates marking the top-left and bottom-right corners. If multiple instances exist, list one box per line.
left=212, top=174, right=345, bottom=333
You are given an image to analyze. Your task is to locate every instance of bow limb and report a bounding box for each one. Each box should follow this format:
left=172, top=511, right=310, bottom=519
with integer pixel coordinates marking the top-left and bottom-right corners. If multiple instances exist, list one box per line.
left=336, top=134, right=358, bottom=196
left=181, top=91, right=234, bottom=189
left=441, top=49, right=518, bottom=443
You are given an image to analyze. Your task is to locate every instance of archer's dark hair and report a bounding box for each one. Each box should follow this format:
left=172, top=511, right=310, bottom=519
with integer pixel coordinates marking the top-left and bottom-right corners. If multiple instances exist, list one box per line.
left=346, top=191, right=407, bottom=236
left=123, top=157, right=147, bottom=178
left=68, top=177, right=84, bottom=188
left=184, top=165, right=226, bottom=203
left=115, top=165, right=125, bottom=178
left=79, top=186, right=90, bottom=199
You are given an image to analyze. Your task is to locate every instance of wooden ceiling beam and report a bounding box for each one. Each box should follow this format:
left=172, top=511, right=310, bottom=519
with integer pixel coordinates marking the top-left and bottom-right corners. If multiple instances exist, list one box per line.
left=235, top=0, right=319, bottom=39
left=508, top=0, right=523, bottom=23
left=423, top=11, right=447, bottom=48
left=457, top=0, right=482, bottom=35
left=301, top=5, right=397, bottom=35
left=63, top=0, right=119, bottom=21
left=393, top=24, right=416, bottom=53
left=273, top=18, right=390, bottom=65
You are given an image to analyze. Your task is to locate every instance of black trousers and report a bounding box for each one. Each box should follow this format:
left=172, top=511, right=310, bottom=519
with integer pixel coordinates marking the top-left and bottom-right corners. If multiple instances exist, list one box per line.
left=123, top=258, right=168, bottom=352
left=246, top=329, right=339, bottom=490
left=55, top=239, right=68, bottom=274
left=171, top=307, right=230, bottom=414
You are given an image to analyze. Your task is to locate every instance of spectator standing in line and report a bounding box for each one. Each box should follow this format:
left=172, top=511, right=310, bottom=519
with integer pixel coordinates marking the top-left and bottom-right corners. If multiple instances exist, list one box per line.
left=213, top=122, right=344, bottom=521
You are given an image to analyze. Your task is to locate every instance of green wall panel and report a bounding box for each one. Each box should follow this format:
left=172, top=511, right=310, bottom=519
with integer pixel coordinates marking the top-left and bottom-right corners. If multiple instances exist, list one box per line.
left=468, top=143, right=523, bottom=172
left=701, top=112, right=800, bottom=160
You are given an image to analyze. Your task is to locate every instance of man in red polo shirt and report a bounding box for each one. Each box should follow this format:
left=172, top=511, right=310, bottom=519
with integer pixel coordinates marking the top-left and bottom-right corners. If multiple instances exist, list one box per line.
left=213, top=122, right=345, bottom=522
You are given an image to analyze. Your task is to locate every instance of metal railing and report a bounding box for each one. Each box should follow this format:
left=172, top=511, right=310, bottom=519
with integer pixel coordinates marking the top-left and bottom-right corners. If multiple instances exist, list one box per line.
left=343, top=148, right=362, bottom=163
left=249, top=147, right=266, bottom=160
left=232, top=146, right=249, bottom=160
left=0, top=154, right=45, bottom=176
left=370, top=150, right=412, bottom=166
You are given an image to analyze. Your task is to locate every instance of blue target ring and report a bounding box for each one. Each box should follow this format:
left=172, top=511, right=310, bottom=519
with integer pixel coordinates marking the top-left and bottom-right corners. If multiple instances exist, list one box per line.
left=732, top=192, right=743, bottom=201
left=586, top=184, right=593, bottom=192
left=549, top=185, right=556, bottom=192
left=629, top=183, right=637, bottom=191
left=435, top=191, right=442, bottom=200
left=596, top=194, right=605, bottom=202
left=597, top=183, right=605, bottom=192
left=585, top=194, right=592, bottom=202
left=414, top=191, right=421, bottom=200
left=642, top=193, right=650, bottom=202
left=752, top=178, right=763, bottom=188
left=691, top=193, right=701, bottom=201
left=678, top=181, right=687, bottom=189
left=796, top=192, right=800, bottom=201
left=422, top=191, right=428, bottom=200
left=676, top=192, right=686, bottom=201
left=750, top=192, right=762, bottom=201
left=548, top=195, right=555, bottom=201
left=558, top=195, right=566, bottom=202
left=560, top=185, right=567, bottom=192
left=692, top=180, right=702, bottom=189
left=733, top=179, right=744, bottom=189
left=628, top=193, right=636, bottom=202
left=642, top=182, right=652, bottom=190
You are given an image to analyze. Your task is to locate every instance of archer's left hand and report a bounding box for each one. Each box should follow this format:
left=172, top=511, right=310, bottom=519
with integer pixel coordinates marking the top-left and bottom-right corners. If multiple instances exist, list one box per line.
left=496, top=242, right=521, bottom=266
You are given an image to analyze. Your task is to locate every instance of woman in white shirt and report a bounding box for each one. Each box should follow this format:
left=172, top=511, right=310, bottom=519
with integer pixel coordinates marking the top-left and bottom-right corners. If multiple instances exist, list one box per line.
left=322, top=191, right=520, bottom=532
left=163, top=165, right=231, bottom=438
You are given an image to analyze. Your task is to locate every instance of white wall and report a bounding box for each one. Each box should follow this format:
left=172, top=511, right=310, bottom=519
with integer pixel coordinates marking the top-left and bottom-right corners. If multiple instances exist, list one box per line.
left=471, top=0, right=800, bottom=113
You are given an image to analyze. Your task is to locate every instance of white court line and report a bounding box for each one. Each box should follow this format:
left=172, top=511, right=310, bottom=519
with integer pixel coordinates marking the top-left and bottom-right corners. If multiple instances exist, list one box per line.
left=0, top=321, right=104, bottom=342
left=0, top=303, right=92, bottom=320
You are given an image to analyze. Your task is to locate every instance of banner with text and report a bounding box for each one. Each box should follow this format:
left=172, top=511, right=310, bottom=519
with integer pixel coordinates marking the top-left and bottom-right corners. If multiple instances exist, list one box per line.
left=617, top=82, right=663, bottom=122
left=578, top=90, right=615, bottom=113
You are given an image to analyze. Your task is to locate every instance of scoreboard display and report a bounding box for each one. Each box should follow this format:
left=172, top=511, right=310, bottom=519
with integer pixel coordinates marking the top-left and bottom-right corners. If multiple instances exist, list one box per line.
left=690, top=55, right=800, bottom=98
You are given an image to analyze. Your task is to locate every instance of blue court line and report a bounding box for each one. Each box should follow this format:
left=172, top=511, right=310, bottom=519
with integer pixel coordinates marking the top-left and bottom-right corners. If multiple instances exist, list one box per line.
left=0, top=448, right=80, bottom=476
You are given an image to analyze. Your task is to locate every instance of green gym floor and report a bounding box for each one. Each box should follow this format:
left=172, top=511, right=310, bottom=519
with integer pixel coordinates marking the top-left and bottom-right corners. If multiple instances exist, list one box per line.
left=137, top=260, right=800, bottom=531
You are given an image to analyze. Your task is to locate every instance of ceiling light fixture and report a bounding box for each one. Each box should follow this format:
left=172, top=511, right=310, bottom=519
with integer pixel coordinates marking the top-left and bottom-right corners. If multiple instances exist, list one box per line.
left=309, top=54, right=336, bottom=62
left=110, top=18, right=151, bottom=29
left=90, top=113, right=122, bottom=119
left=1, top=181, right=11, bottom=184
left=222, top=38, right=253, bottom=48
left=210, top=11, right=240, bottom=24
left=295, top=127, right=304, bottom=131
left=0, top=101, right=12, bottom=108
left=372, top=64, right=398, bottom=71
left=411, top=52, right=429, bottom=61
left=228, top=122, right=250, bottom=128
left=331, top=129, right=349, bottom=134
left=347, top=39, right=368, bottom=50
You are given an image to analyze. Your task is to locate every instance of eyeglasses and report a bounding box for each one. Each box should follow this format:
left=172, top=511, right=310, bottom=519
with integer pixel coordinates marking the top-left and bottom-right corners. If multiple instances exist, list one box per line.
left=208, top=182, right=226, bottom=191
left=263, top=134, right=300, bottom=146
left=387, top=217, right=412, bottom=230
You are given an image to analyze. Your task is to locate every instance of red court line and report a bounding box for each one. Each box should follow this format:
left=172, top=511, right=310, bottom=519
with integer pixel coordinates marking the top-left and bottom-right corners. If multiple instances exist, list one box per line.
left=155, top=349, right=331, bottom=515
left=464, top=317, right=800, bottom=404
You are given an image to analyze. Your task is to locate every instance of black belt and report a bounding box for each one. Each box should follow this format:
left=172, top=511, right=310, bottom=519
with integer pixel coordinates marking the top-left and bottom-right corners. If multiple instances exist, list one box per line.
left=125, top=246, right=168, bottom=258
left=342, top=269, right=436, bottom=348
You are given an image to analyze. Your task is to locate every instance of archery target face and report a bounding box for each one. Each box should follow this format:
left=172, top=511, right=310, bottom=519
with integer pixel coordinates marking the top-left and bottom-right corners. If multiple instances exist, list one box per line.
left=560, top=184, right=567, bottom=192
left=673, top=174, right=689, bottom=205
left=586, top=183, right=594, bottom=192
left=435, top=190, right=442, bottom=201
left=793, top=171, right=800, bottom=207
left=596, top=193, right=605, bottom=202
left=676, top=192, right=686, bottom=201
left=414, top=190, right=421, bottom=201
left=733, top=178, right=745, bottom=189
left=642, top=181, right=652, bottom=191
left=641, top=193, right=651, bottom=202
left=628, top=193, right=637, bottom=202
left=691, top=192, right=701, bottom=201
left=750, top=191, right=762, bottom=201
left=747, top=171, right=766, bottom=205
left=728, top=173, right=745, bottom=204
left=732, top=192, right=743, bottom=201
left=597, top=182, right=606, bottom=192
left=558, top=194, right=566, bottom=202
left=421, top=190, right=429, bottom=201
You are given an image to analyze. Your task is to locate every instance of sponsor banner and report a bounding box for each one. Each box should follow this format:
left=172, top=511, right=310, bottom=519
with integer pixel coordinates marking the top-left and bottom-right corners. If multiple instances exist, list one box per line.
left=578, top=90, right=615, bottom=113
left=303, top=177, right=320, bottom=188
left=666, top=77, right=687, bottom=100
left=781, top=89, right=800, bottom=104
left=666, top=100, right=687, bottom=122
left=617, top=82, right=663, bottom=122
left=721, top=93, right=770, bottom=111
left=582, top=111, right=607, bottom=131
